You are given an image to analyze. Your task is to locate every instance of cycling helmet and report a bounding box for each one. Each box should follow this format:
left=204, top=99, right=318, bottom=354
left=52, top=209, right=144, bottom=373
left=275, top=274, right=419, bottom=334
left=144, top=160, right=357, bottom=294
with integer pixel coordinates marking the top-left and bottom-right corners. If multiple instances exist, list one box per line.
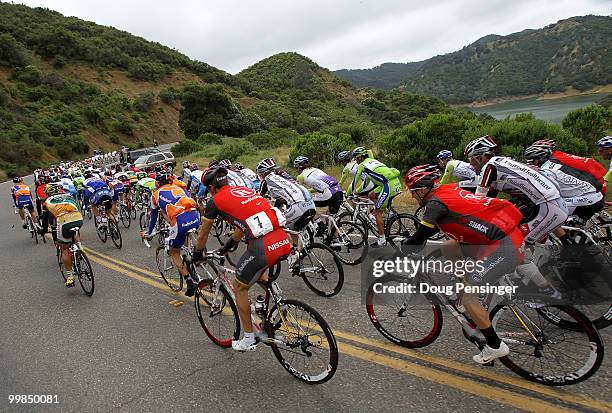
left=524, top=144, right=552, bottom=163
left=12, top=176, right=22, bottom=183
left=352, top=146, right=368, bottom=158
left=182, top=161, right=189, bottom=168
left=218, top=159, right=232, bottom=168
left=597, top=136, right=612, bottom=148
left=202, top=167, right=228, bottom=188
left=436, top=150, right=453, bottom=160
left=256, top=158, right=277, bottom=175
left=533, top=139, right=556, bottom=149
left=464, top=135, right=497, bottom=158
left=234, top=162, right=244, bottom=170
left=38, top=175, right=49, bottom=184
left=404, top=165, right=440, bottom=190
left=43, top=183, right=62, bottom=197
left=337, top=151, right=351, bottom=162
left=293, top=156, right=310, bottom=169
left=208, top=159, right=219, bottom=168
left=155, top=172, right=171, bottom=187
left=83, top=171, right=92, bottom=179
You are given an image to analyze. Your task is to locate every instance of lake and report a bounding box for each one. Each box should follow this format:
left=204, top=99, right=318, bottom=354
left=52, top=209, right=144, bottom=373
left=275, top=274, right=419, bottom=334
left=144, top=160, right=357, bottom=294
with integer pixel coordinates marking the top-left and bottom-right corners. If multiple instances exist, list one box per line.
left=470, top=94, right=609, bottom=124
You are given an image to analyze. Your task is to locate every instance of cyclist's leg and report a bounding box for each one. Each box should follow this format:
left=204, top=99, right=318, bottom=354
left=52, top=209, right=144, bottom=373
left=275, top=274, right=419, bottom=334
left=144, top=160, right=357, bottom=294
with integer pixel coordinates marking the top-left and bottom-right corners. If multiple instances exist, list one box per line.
left=524, top=198, right=568, bottom=245
left=167, top=211, right=200, bottom=278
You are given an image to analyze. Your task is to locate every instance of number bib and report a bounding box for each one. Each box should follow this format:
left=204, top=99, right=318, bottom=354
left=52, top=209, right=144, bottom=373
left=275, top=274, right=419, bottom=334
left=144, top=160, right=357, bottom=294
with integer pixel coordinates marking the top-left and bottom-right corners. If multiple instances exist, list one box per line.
left=244, top=207, right=286, bottom=238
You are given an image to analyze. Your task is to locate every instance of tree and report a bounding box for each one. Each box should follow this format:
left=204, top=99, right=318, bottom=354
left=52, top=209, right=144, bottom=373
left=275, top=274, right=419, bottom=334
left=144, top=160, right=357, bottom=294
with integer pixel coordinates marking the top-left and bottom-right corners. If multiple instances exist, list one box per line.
left=562, top=104, right=611, bottom=146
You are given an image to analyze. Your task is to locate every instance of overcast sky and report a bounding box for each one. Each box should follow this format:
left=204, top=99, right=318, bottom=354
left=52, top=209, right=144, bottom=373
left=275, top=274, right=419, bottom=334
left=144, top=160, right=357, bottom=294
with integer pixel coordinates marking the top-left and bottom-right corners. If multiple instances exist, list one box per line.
left=13, top=0, right=612, bottom=74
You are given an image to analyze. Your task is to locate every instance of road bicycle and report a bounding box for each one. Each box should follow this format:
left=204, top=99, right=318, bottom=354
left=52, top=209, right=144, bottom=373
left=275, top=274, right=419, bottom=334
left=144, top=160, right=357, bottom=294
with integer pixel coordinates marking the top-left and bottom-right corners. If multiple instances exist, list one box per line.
left=16, top=205, right=39, bottom=244
left=94, top=207, right=122, bottom=249
left=193, top=251, right=338, bottom=384
left=309, top=212, right=368, bottom=266
left=117, top=201, right=131, bottom=229
left=365, top=250, right=604, bottom=386
left=143, top=227, right=199, bottom=292
left=55, top=228, right=94, bottom=296
left=337, top=196, right=400, bottom=240
left=139, top=205, right=169, bottom=246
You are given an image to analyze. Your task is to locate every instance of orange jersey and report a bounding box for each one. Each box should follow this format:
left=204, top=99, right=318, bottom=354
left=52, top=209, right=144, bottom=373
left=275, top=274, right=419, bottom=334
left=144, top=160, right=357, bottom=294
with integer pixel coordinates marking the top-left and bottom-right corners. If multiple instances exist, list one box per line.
left=11, top=183, right=31, bottom=198
left=151, top=184, right=197, bottom=225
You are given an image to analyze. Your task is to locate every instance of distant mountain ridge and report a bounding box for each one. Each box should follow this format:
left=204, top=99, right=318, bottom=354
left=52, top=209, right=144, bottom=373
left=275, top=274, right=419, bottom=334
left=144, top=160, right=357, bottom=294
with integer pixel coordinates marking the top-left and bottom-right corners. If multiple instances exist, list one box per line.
left=333, top=15, right=612, bottom=104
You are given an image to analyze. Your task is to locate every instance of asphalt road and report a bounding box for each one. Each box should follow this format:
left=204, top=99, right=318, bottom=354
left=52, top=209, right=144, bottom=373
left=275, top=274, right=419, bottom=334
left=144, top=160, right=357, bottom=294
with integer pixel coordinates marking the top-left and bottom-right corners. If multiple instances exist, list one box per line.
left=1, top=176, right=610, bottom=413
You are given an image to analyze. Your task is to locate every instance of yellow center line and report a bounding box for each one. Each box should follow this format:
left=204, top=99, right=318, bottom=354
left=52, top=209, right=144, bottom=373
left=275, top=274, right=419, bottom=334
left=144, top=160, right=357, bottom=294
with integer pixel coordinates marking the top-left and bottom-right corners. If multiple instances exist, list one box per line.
left=84, top=246, right=610, bottom=412
left=339, top=342, right=578, bottom=413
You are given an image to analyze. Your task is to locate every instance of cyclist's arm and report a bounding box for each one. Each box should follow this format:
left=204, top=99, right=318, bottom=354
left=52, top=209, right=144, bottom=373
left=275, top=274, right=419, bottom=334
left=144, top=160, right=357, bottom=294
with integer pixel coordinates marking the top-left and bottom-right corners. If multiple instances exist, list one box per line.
left=475, top=163, right=496, bottom=196
left=338, top=165, right=350, bottom=188
left=146, top=196, right=159, bottom=235
left=404, top=201, right=447, bottom=245
left=605, top=169, right=612, bottom=185
left=11, top=193, right=17, bottom=207
left=348, top=164, right=365, bottom=196
left=296, top=174, right=316, bottom=193
left=438, top=163, right=454, bottom=185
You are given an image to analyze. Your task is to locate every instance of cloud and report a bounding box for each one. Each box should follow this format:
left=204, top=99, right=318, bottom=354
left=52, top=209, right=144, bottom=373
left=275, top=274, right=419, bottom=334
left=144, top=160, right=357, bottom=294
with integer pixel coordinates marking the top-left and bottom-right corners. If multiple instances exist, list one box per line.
left=13, top=0, right=612, bottom=73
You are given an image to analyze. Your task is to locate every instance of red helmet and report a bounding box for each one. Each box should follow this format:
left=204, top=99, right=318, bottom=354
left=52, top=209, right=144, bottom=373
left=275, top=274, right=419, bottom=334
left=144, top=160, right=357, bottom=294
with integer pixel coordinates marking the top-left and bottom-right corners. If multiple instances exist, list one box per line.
left=404, top=164, right=439, bottom=190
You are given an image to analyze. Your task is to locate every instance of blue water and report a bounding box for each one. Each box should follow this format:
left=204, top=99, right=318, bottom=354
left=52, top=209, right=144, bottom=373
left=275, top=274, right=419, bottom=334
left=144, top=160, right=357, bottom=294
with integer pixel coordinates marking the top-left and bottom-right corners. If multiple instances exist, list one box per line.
left=470, top=94, right=609, bottom=124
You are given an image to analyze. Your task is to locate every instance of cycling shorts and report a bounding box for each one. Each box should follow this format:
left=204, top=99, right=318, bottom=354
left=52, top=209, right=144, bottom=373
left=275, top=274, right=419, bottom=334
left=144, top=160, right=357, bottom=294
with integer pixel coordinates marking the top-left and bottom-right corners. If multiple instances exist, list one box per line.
left=372, top=178, right=402, bottom=210
left=524, top=197, right=568, bottom=244
left=313, top=191, right=344, bottom=214
left=572, top=198, right=605, bottom=221
left=461, top=227, right=525, bottom=285
left=564, top=192, right=603, bottom=214
left=167, top=210, right=200, bottom=249
left=54, top=213, right=83, bottom=244
left=92, top=189, right=113, bottom=210
left=235, top=228, right=291, bottom=286
left=284, top=200, right=316, bottom=231
left=16, top=195, right=34, bottom=210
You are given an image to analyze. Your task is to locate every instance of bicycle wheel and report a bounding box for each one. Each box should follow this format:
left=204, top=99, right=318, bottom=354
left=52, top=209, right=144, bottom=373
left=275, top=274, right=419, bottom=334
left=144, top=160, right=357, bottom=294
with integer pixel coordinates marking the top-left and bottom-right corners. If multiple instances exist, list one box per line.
left=129, top=205, right=137, bottom=220
left=96, top=222, right=107, bottom=243
left=366, top=274, right=443, bottom=348
left=108, top=220, right=122, bottom=249
left=384, top=213, right=419, bottom=249
left=74, top=250, right=95, bottom=296
left=267, top=298, right=338, bottom=384
left=490, top=304, right=604, bottom=386
left=195, top=279, right=240, bottom=348
left=85, top=207, right=92, bottom=220
left=298, top=243, right=344, bottom=297
left=139, top=211, right=149, bottom=231
left=57, top=247, right=67, bottom=281
left=155, top=246, right=183, bottom=292
left=119, top=207, right=131, bottom=229
left=328, top=221, right=367, bottom=265
left=26, top=215, right=38, bottom=244
left=338, top=211, right=369, bottom=238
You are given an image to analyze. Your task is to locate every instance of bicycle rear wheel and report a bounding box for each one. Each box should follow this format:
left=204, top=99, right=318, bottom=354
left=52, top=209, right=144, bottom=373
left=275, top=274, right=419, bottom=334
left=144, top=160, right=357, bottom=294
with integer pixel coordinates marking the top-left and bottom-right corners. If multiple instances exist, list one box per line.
left=155, top=246, right=183, bottom=292
left=366, top=274, right=443, bottom=348
left=96, top=222, right=107, bottom=243
left=267, top=298, right=338, bottom=384
left=385, top=213, right=419, bottom=250
left=119, top=207, right=131, bottom=229
left=491, top=304, right=604, bottom=386
left=75, top=250, right=95, bottom=296
left=328, top=221, right=367, bottom=265
left=195, top=279, right=240, bottom=348
left=109, top=220, right=122, bottom=249
left=299, top=243, right=344, bottom=297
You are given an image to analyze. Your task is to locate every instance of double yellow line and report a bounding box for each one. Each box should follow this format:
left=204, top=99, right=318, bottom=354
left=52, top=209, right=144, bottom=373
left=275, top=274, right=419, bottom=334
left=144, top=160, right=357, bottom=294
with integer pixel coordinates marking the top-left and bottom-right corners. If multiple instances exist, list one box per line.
left=84, top=246, right=611, bottom=413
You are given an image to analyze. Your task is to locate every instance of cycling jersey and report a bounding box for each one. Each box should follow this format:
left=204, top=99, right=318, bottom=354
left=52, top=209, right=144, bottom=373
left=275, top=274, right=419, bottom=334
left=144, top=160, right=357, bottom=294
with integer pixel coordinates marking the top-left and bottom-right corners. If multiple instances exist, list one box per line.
left=261, top=171, right=312, bottom=206
left=339, top=160, right=375, bottom=193
left=297, top=167, right=342, bottom=202
left=150, top=184, right=198, bottom=228
left=84, top=178, right=112, bottom=207
left=550, top=151, right=606, bottom=192
left=238, top=167, right=257, bottom=182
left=73, top=176, right=85, bottom=190
left=204, top=185, right=290, bottom=285
left=59, top=178, right=77, bottom=197
left=439, top=160, right=477, bottom=186
left=11, top=183, right=34, bottom=209
left=421, top=184, right=523, bottom=244
left=226, top=169, right=251, bottom=188
left=476, top=156, right=560, bottom=205
left=109, top=179, right=125, bottom=201
left=349, top=157, right=401, bottom=209
left=538, top=160, right=602, bottom=201
left=45, top=194, right=83, bottom=244
left=137, top=177, right=156, bottom=192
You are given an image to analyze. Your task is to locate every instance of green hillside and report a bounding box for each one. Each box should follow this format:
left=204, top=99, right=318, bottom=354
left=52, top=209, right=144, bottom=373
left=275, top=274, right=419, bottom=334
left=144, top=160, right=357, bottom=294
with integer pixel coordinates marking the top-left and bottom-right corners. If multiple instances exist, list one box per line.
left=334, top=15, right=612, bottom=104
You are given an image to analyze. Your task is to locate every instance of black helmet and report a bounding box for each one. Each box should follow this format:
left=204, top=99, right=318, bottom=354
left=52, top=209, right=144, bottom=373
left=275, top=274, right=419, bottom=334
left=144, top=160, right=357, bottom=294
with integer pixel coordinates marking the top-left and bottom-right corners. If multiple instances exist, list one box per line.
left=12, top=176, right=22, bottom=184
left=155, top=172, right=171, bottom=187
left=202, top=167, right=228, bottom=189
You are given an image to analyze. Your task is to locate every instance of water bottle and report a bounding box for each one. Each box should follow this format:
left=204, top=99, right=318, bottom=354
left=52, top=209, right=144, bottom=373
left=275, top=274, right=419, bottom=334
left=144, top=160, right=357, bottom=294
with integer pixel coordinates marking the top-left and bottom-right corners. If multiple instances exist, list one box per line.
left=255, top=295, right=265, bottom=316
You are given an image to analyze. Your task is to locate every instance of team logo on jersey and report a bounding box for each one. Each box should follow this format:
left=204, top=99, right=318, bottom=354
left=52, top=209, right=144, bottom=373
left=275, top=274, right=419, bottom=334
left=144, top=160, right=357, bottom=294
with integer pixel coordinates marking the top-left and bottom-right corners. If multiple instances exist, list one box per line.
left=230, top=187, right=255, bottom=198
left=468, top=221, right=488, bottom=234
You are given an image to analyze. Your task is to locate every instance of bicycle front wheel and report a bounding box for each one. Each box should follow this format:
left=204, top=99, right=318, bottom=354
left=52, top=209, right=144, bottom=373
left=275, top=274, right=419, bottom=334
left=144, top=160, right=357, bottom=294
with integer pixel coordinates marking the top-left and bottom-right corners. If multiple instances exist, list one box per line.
left=366, top=274, right=443, bottom=348
left=385, top=213, right=419, bottom=250
left=299, top=243, right=344, bottom=297
left=96, top=223, right=107, bottom=243
left=195, top=279, right=240, bottom=348
left=491, top=304, right=604, bottom=386
left=74, top=251, right=95, bottom=296
left=155, top=246, right=183, bottom=292
left=267, top=298, right=338, bottom=384
left=329, top=221, right=367, bottom=266
left=119, top=207, right=131, bottom=229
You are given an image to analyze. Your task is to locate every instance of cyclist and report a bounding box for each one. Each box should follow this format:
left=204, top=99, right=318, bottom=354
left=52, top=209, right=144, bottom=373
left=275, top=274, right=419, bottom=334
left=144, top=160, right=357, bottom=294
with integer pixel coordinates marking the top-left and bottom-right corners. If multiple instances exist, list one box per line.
left=41, top=183, right=84, bottom=288
left=337, top=150, right=375, bottom=195
left=403, top=165, right=524, bottom=364
left=181, top=161, right=191, bottom=183
left=534, top=139, right=607, bottom=194
left=11, top=177, right=39, bottom=230
left=59, top=174, right=78, bottom=199
left=72, top=171, right=86, bottom=206
left=436, top=150, right=477, bottom=190
left=465, top=136, right=568, bottom=245
left=142, top=172, right=201, bottom=297
left=192, top=167, right=290, bottom=352
left=597, top=136, right=612, bottom=185
left=524, top=144, right=604, bottom=222
left=347, top=147, right=402, bottom=247
left=83, top=173, right=113, bottom=226
left=219, top=159, right=253, bottom=188
left=234, top=162, right=259, bottom=191
left=294, top=156, right=343, bottom=214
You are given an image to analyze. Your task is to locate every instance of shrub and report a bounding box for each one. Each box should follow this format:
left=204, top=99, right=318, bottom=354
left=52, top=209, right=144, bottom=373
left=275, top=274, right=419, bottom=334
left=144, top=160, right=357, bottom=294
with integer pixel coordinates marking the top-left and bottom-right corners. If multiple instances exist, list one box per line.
left=216, top=139, right=255, bottom=161
left=0, top=33, right=31, bottom=68
left=134, top=92, right=155, bottom=112
left=562, top=104, right=611, bottom=147
left=195, top=132, right=224, bottom=145
left=172, top=139, right=203, bottom=157
left=289, top=132, right=353, bottom=168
